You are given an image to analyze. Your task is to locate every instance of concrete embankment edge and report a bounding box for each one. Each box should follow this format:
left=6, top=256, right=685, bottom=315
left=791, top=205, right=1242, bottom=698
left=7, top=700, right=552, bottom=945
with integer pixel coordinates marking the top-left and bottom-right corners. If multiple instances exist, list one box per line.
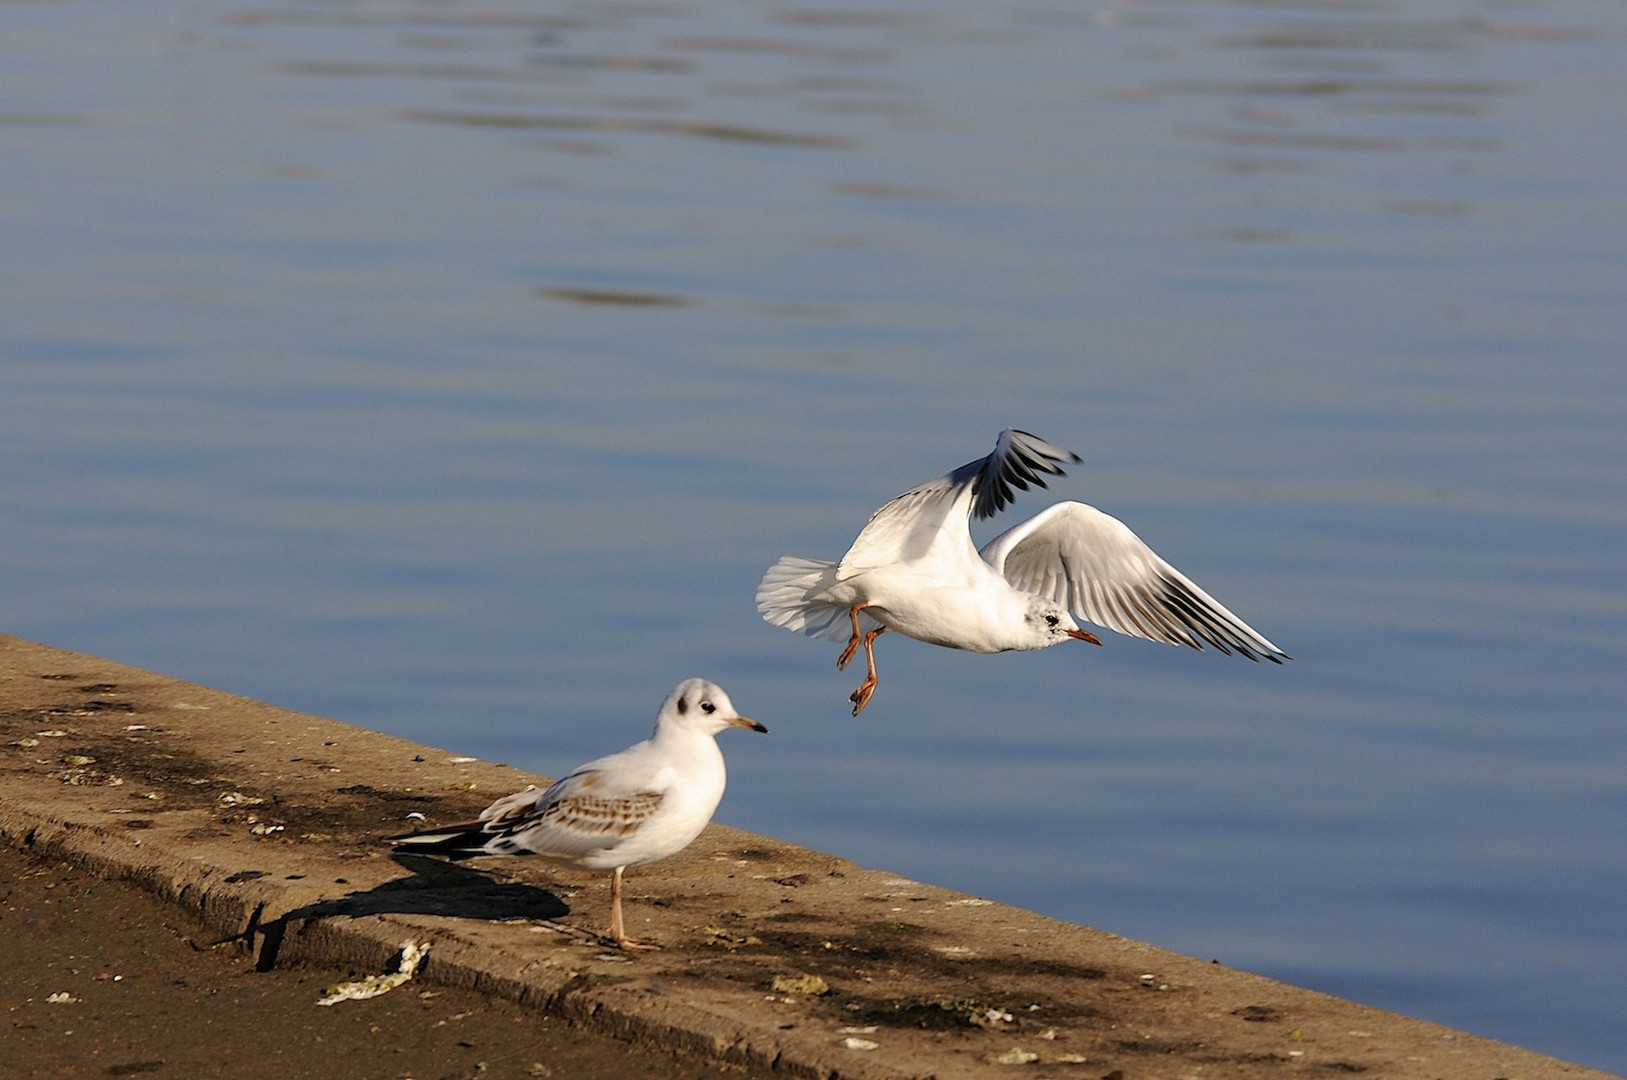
left=0, top=634, right=1614, bottom=1080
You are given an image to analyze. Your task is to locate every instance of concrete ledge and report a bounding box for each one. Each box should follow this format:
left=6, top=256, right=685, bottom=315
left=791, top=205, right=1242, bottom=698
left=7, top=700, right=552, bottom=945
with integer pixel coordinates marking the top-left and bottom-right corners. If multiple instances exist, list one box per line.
left=0, top=633, right=1612, bottom=1080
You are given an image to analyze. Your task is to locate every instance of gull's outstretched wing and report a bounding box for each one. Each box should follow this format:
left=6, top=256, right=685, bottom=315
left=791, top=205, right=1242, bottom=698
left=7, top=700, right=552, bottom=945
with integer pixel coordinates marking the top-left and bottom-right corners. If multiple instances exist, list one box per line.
left=981, top=501, right=1288, bottom=662
left=838, top=429, right=1079, bottom=577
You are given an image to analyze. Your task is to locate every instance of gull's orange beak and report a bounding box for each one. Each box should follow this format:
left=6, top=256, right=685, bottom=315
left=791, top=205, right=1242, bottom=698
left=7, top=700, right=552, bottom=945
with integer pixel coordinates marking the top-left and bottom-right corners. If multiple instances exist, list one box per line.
left=1067, top=629, right=1103, bottom=646
left=730, top=715, right=769, bottom=733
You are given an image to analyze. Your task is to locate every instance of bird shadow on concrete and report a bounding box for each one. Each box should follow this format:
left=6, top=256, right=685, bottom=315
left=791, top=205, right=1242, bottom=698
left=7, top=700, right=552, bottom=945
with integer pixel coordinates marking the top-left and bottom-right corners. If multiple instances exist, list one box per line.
left=250, top=853, right=570, bottom=971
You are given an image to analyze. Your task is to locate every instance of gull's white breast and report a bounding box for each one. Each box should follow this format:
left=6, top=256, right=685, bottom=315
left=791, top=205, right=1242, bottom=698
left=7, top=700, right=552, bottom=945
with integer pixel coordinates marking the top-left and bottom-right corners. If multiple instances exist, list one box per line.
left=845, top=563, right=1033, bottom=653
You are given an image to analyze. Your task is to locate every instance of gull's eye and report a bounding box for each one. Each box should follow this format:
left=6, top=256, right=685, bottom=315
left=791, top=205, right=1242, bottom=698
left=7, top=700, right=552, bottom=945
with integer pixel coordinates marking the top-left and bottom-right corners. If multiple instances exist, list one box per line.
left=1044, top=613, right=1060, bottom=628
left=700, top=700, right=716, bottom=714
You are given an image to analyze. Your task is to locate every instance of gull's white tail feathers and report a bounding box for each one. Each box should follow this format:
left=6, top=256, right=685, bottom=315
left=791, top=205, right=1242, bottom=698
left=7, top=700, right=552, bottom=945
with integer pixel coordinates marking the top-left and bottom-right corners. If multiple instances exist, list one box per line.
left=757, top=556, right=877, bottom=641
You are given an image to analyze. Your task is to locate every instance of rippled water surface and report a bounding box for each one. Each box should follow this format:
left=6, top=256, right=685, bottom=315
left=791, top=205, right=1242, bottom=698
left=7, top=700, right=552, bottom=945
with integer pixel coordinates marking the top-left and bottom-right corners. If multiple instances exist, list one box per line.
left=4, top=0, right=1625, bottom=1070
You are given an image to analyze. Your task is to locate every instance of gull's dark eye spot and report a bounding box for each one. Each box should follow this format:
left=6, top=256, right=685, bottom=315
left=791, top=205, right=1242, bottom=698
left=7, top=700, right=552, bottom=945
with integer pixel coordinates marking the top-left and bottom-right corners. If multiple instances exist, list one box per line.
left=700, top=700, right=716, bottom=714
left=1044, top=613, right=1059, bottom=627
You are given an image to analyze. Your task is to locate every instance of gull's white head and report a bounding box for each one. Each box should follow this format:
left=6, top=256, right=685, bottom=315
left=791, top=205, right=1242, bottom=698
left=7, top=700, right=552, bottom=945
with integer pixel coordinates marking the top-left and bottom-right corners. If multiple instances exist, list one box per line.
left=657, top=678, right=768, bottom=736
left=1021, top=596, right=1103, bottom=650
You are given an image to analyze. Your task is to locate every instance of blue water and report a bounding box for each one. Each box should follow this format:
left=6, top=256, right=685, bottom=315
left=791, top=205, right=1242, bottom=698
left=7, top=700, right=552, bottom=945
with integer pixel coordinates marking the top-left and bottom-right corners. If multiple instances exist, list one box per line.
left=4, top=0, right=1624, bottom=1070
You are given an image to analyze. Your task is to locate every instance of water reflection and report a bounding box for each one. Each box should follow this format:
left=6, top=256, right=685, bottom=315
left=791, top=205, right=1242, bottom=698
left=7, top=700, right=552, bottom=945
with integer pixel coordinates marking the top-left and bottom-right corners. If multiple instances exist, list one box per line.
left=536, top=286, right=694, bottom=307
left=402, top=107, right=851, bottom=146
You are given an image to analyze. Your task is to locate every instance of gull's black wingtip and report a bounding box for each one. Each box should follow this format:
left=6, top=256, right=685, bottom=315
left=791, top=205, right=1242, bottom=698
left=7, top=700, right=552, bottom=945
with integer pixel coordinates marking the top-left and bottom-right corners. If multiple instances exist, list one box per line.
left=970, top=429, right=1080, bottom=520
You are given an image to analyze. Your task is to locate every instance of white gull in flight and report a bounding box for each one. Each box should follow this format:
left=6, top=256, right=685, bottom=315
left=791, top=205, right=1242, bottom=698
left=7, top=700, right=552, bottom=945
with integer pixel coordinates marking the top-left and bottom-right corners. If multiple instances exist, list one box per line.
left=757, top=429, right=1288, bottom=714
left=392, top=678, right=766, bottom=950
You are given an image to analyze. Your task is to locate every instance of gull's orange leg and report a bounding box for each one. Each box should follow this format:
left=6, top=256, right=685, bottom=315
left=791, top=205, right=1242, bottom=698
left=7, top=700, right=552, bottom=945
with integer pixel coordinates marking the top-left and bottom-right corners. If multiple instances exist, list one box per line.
left=836, top=602, right=870, bottom=670
left=848, top=626, right=886, bottom=716
left=607, top=866, right=660, bottom=952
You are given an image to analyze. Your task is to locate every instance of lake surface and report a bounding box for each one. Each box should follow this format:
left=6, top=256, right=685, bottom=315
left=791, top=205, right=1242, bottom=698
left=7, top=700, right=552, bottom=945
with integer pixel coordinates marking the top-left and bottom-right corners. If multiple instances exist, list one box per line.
left=4, top=0, right=1624, bottom=1070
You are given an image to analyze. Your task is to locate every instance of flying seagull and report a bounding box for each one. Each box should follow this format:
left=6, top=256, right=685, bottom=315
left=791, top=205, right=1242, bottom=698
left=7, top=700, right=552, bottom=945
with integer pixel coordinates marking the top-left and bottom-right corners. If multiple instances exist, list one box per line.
left=758, top=429, right=1287, bottom=714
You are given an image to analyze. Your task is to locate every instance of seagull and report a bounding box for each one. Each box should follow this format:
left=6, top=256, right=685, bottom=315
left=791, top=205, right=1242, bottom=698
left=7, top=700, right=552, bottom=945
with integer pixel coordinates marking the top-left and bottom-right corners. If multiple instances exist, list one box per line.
left=757, top=429, right=1288, bottom=714
left=390, top=678, right=766, bottom=951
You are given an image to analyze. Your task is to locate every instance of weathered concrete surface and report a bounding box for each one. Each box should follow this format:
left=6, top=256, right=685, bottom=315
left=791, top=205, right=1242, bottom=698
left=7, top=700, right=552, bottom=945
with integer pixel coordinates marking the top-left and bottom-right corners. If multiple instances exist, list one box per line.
left=0, top=633, right=1613, bottom=1080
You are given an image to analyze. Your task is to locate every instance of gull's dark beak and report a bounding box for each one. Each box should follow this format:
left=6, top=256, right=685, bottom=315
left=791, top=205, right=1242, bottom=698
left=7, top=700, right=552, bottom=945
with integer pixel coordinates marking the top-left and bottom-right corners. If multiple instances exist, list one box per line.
left=730, top=715, right=769, bottom=733
left=1067, top=629, right=1103, bottom=646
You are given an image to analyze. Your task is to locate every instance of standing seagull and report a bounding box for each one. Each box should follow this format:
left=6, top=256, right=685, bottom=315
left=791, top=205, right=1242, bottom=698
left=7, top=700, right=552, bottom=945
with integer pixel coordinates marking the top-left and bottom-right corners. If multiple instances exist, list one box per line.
left=758, top=429, right=1288, bottom=714
left=391, top=678, right=766, bottom=950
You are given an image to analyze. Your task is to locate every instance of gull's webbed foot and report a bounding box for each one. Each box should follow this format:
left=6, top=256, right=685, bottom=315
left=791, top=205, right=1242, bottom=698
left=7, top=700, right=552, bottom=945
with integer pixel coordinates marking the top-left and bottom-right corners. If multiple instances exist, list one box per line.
left=610, top=934, right=662, bottom=952
left=849, top=677, right=878, bottom=716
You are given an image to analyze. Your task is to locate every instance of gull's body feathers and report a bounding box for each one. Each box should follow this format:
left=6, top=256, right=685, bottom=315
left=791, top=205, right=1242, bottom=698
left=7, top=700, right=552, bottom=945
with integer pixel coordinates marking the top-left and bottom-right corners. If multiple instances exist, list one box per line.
left=760, top=430, right=1080, bottom=654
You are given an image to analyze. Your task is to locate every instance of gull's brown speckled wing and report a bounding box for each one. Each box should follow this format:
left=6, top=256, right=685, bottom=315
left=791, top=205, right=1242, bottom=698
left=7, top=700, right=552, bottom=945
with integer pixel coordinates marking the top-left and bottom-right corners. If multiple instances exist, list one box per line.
left=467, top=768, right=667, bottom=858
left=535, top=791, right=665, bottom=838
